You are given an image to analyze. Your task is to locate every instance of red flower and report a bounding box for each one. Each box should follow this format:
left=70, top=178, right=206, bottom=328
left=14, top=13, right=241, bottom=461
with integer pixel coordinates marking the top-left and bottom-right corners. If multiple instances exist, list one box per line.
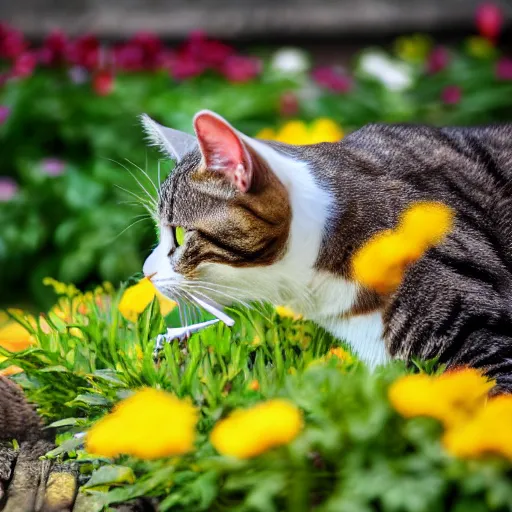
left=12, top=52, right=37, bottom=78
left=67, top=34, right=100, bottom=70
left=0, top=24, right=27, bottom=59
left=312, top=66, right=353, bottom=93
left=113, top=43, right=145, bottom=71
left=475, top=3, right=503, bottom=41
left=496, top=57, right=512, bottom=80
left=426, top=47, right=450, bottom=74
left=92, top=69, right=114, bottom=96
left=39, top=30, right=69, bottom=66
left=131, top=32, right=162, bottom=60
left=441, top=85, right=462, bottom=105
left=184, top=31, right=234, bottom=67
left=221, top=55, right=261, bottom=83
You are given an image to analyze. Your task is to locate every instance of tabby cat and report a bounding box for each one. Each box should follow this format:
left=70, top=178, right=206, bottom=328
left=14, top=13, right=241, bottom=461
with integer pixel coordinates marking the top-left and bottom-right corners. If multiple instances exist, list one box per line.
left=142, top=111, right=512, bottom=393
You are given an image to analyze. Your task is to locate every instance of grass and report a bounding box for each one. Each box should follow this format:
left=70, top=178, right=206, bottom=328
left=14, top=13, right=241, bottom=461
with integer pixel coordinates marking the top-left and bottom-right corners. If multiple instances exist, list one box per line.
left=1, top=283, right=511, bottom=512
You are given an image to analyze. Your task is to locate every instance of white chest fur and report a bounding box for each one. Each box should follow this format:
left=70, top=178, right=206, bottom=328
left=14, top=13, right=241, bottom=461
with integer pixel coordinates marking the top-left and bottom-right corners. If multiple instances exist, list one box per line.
left=305, top=274, right=389, bottom=368
left=318, top=311, right=389, bottom=368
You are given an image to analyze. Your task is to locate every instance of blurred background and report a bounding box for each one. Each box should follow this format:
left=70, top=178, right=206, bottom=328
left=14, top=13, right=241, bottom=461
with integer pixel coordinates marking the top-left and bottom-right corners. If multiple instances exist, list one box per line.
left=0, top=0, right=511, bottom=310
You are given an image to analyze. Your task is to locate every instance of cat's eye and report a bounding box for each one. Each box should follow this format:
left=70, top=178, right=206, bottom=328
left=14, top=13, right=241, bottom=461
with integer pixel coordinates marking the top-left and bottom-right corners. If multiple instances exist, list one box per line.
left=174, top=226, right=186, bottom=246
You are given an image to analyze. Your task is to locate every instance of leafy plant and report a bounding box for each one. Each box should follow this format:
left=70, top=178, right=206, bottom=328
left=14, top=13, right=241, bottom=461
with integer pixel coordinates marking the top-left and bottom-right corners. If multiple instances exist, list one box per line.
left=1, top=285, right=511, bottom=511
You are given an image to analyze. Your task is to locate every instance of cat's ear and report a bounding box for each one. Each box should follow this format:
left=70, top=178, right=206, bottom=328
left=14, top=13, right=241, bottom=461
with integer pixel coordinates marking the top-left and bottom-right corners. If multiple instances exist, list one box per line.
left=140, top=114, right=197, bottom=162
left=193, top=110, right=253, bottom=193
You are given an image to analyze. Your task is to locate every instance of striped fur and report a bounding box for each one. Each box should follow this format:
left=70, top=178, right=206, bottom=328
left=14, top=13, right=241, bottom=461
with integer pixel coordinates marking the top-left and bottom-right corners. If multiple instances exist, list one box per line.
left=145, top=114, right=512, bottom=393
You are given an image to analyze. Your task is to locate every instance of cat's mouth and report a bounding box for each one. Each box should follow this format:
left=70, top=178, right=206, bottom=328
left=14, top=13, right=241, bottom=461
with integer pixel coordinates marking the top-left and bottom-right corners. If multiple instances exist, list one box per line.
left=150, top=276, right=235, bottom=327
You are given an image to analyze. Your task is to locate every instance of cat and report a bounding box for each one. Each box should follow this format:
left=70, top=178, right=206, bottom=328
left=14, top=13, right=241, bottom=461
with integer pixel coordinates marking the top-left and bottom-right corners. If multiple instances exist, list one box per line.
left=141, top=111, right=512, bottom=393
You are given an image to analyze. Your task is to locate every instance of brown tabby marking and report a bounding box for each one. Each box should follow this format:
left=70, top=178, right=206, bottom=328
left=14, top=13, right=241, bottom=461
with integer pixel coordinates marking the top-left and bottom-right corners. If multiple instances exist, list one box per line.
left=159, top=150, right=291, bottom=279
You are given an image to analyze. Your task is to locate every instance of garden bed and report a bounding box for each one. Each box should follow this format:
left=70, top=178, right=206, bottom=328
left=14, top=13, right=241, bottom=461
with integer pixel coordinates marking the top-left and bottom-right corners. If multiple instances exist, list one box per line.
left=1, top=5, right=512, bottom=511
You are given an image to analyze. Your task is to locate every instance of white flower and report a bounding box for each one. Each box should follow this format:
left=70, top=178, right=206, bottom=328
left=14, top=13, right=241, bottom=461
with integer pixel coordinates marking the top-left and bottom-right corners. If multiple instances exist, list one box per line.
left=271, top=48, right=310, bottom=75
left=358, top=51, right=414, bottom=91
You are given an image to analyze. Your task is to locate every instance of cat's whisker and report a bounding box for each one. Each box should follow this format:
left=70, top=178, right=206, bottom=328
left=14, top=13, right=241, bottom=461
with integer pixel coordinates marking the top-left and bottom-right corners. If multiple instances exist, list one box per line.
left=108, top=158, right=158, bottom=211
left=124, top=158, right=160, bottom=197
left=180, top=283, right=254, bottom=311
left=114, top=184, right=157, bottom=212
left=107, top=217, right=151, bottom=243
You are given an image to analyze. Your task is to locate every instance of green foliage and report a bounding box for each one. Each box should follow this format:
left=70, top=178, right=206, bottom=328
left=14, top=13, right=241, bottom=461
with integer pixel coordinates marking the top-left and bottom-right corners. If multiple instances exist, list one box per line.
left=0, top=70, right=295, bottom=308
left=2, top=288, right=511, bottom=511
left=2, top=37, right=512, bottom=308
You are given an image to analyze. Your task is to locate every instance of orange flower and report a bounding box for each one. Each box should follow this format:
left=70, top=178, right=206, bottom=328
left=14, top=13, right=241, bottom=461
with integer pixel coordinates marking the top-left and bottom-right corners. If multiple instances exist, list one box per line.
left=0, top=320, right=35, bottom=352
left=248, top=379, right=260, bottom=391
left=352, top=202, right=453, bottom=293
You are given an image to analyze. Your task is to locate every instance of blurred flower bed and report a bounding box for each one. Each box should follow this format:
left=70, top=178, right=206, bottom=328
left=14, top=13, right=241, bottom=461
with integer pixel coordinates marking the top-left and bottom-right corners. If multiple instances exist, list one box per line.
left=1, top=3, right=512, bottom=307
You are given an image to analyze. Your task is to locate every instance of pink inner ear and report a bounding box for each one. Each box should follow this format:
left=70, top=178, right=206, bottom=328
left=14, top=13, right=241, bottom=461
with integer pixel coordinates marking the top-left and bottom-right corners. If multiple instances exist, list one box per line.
left=193, top=112, right=253, bottom=192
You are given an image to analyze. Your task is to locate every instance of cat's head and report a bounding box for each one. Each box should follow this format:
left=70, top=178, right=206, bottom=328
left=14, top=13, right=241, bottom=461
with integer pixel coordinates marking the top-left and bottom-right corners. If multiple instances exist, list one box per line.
left=142, top=111, right=330, bottom=316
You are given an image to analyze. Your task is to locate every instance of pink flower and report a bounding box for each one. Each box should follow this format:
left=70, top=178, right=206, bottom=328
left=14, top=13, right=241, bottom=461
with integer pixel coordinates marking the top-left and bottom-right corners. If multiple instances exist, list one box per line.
left=92, top=69, right=115, bottom=96
left=426, top=47, right=450, bottom=74
left=66, top=34, right=100, bottom=70
left=171, top=55, right=207, bottom=80
left=39, top=30, right=69, bottom=66
left=113, top=43, right=145, bottom=71
left=41, top=158, right=66, bottom=176
left=0, top=105, right=10, bottom=124
left=184, top=31, right=234, bottom=67
left=441, top=85, right=462, bottom=105
left=131, top=32, right=162, bottom=60
left=496, top=57, right=512, bottom=80
left=475, top=3, right=503, bottom=41
left=312, top=66, right=353, bottom=93
left=0, top=177, right=18, bottom=202
left=0, top=24, right=26, bottom=59
left=221, top=55, right=261, bottom=82
left=12, top=52, right=37, bottom=78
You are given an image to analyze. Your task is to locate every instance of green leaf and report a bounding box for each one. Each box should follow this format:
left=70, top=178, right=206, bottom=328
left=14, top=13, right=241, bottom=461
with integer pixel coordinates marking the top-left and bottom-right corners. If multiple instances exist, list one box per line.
left=83, top=465, right=136, bottom=490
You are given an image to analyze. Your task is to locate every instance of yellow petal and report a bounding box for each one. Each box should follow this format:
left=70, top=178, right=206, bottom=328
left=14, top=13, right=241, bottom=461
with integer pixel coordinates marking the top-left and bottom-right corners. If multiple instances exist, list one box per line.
left=119, top=278, right=176, bottom=322
left=86, top=388, right=198, bottom=459
left=276, top=121, right=310, bottom=145
left=0, top=322, right=35, bottom=352
left=309, top=118, right=344, bottom=143
left=255, top=128, right=277, bottom=140
left=210, top=399, right=302, bottom=458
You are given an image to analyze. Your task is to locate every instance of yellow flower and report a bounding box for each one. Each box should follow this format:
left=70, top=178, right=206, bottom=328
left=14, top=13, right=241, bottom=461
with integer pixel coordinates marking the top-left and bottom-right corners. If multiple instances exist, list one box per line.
left=0, top=317, right=37, bottom=376
left=327, top=346, right=355, bottom=364
left=256, top=127, right=277, bottom=140
left=43, top=277, right=79, bottom=298
left=275, top=305, right=302, bottom=321
left=395, top=34, right=432, bottom=63
left=86, top=388, right=198, bottom=459
left=389, top=368, right=495, bottom=428
left=0, top=321, right=35, bottom=353
left=352, top=202, right=453, bottom=293
left=465, top=36, right=497, bottom=59
left=210, top=399, right=302, bottom=458
left=443, top=395, right=512, bottom=460
left=118, top=278, right=176, bottom=322
left=256, top=119, right=343, bottom=145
